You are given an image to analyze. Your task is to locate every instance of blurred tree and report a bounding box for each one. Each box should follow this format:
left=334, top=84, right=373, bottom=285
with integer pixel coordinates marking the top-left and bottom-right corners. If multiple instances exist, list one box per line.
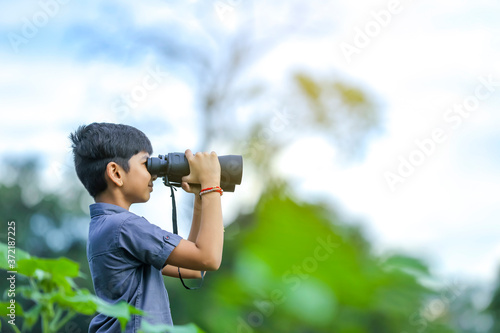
left=165, top=187, right=457, bottom=333
left=0, top=159, right=93, bottom=331
left=0, top=159, right=88, bottom=259
left=446, top=285, right=492, bottom=333
left=0, top=1, right=492, bottom=332
left=58, top=2, right=493, bottom=332
left=0, top=242, right=206, bottom=333
left=66, top=0, right=381, bottom=167
left=486, top=272, right=500, bottom=332
left=0, top=160, right=486, bottom=332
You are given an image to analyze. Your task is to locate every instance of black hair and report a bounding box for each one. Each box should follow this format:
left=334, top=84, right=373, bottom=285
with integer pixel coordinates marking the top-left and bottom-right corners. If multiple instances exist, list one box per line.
left=70, top=122, right=153, bottom=198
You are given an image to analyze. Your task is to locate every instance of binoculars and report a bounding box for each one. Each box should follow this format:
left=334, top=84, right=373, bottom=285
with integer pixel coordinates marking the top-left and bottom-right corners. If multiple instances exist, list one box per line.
left=146, top=153, right=243, bottom=192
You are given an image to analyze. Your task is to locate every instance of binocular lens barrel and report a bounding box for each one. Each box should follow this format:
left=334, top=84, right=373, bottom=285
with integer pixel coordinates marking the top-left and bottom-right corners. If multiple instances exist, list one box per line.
left=146, top=153, right=243, bottom=192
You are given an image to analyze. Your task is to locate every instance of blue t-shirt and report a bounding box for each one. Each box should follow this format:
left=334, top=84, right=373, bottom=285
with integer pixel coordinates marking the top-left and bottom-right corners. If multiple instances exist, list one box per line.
left=87, top=203, right=182, bottom=332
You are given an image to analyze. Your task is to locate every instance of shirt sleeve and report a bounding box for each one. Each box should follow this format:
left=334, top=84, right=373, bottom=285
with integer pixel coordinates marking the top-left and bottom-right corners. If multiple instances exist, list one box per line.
left=118, top=215, right=183, bottom=270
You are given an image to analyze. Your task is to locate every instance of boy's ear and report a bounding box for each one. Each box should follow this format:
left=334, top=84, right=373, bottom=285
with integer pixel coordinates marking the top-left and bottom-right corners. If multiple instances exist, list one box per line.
left=105, top=162, right=124, bottom=187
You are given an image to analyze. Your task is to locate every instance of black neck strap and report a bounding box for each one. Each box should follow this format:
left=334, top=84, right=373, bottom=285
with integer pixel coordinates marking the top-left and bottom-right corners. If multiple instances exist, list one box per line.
left=165, top=177, right=205, bottom=290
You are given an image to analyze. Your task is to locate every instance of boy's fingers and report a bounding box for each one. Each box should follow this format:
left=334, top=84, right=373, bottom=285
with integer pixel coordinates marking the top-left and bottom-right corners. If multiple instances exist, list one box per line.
left=183, top=150, right=195, bottom=183
left=181, top=181, right=201, bottom=194
left=190, top=183, right=201, bottom=193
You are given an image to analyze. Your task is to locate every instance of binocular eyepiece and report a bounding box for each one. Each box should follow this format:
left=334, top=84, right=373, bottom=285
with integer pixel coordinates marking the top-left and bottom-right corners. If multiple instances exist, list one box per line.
left=146, top=153, right=243, bottom=192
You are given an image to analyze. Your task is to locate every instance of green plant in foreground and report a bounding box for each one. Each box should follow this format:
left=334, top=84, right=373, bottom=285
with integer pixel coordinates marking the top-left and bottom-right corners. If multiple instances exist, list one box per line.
left=0, top=242, right=204, bottom=333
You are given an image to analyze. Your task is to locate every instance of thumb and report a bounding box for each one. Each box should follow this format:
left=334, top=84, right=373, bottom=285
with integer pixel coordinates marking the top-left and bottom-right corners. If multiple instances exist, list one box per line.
left=181, top=181, right=190, bottom=192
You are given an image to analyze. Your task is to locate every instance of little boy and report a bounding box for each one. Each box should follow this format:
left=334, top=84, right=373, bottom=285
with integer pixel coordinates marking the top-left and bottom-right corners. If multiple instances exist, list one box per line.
left=70, top=122, right=224, bottom=332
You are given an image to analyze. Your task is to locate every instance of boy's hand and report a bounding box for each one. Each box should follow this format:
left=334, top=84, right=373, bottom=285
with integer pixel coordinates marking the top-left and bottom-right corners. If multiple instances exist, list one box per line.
left=181, top=149, right=221, bottom=189
left=181, top=182, right=201, bottom=194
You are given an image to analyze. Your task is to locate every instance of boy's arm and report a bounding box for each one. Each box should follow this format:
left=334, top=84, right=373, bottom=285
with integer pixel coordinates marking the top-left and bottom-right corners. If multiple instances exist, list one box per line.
left=187, top=194, right=202, bottom=243
left=163, top=150, right=224, bottom=271
left=161, top=265, right=204, bottom=279
left=162, top=195, right=204, bottom=278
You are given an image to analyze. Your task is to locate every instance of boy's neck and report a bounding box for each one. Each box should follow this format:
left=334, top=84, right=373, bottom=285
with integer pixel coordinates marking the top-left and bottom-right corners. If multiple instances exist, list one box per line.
left=95, top=192, right=132, bottom=210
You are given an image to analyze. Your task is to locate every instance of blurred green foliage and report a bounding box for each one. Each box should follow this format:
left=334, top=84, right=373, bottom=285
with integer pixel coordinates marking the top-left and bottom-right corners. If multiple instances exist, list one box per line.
left=0, top=159, right=89, bottom=258
left=0, top=2, right=496, bottom=332
left=0, top=160, right=93, bottom=331
left=0, top=161, right=206, bottom=332
left=166, top=187, right=461, bottom=332
left=293, top=73, right=380, bottom=160
left=0, top=242, right=205, bottom=333
left=0, top=159, right=495, bottom=332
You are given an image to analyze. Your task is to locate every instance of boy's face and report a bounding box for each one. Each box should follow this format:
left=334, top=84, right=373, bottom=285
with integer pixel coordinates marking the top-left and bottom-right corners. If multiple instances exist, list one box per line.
left=121, top=151, right=156, bottom=204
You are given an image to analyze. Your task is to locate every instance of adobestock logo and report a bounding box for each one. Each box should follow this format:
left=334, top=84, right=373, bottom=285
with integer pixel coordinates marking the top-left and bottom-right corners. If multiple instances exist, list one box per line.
left=233, top=235, right=340, bottom=333
left=384, top=74, right=499, bottom=192
left=401, top=280, right=464, bottom=333
left=241, top=103, right=295, bottom=161
left=339, top=0, right=403, bottom=64
left=110, top=66, right=169, bottom=117
left=214, top=0, right=242, bottom=23
left=7, top=0, right=72, bottom=53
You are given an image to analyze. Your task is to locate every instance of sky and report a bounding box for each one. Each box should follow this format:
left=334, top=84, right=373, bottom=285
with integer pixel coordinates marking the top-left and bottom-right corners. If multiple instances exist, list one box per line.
left=0, top=0, right=499, bottom=286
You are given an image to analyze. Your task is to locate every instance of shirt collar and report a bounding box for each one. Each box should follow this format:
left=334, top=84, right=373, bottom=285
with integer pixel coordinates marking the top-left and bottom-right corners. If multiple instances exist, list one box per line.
left=89, top=202, right=129, bottom=218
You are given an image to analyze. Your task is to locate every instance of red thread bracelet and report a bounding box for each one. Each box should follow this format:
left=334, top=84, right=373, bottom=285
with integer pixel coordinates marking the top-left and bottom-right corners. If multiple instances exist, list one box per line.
left=199, top=186, right=223, bottom=197
left=200, top=186, right=221, bottom=192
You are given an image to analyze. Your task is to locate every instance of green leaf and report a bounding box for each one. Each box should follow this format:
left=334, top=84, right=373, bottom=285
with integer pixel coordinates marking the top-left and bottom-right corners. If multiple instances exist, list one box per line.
left=17, top=286, right=37, bottom=299
left=51, top=289, right=99, bottom=315
left=166, top=323, right=206, bottom=333
left=0, top=301, right=24, bottom=317
left=0, top=242, right=31, bottom=271
left=51, top=276, right=77, bottom=294
left=96, top=299, right=145, bottom=331
left=138, top=320, right=172, bottom=333
left=17, top=286, right=47, bottom=305
left=282, top=278, right=337, bottom=327
left=295, top=73, right=321, bottom=100
left=16, top=257, right=80, bottom=279
left=22, top=304, right=42, bottom=330
left=332, top=82, right=367, bottom=107
left=139, top=323, right=206, bottom=333
left=383, top=254, right=430, bottom=276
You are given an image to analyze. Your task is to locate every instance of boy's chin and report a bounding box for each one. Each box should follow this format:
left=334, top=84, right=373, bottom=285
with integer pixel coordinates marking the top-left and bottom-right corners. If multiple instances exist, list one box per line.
left=133, top=194, right=151, bottom=204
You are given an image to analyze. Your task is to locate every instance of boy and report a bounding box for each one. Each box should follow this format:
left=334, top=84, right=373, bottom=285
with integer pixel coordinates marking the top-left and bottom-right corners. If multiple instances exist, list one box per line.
left=70, top=122, right=224, bottom=332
